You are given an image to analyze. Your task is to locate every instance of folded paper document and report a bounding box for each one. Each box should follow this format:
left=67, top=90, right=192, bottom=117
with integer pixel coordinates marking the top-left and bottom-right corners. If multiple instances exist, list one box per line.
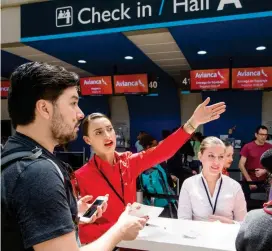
left=129, top=202, right=164, bottom=218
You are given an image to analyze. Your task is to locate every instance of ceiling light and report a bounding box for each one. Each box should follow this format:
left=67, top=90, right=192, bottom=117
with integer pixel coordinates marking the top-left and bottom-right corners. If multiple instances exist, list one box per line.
left=125, top=56, right=133, bottom=60
left=197, top=51, right=207, bottom=55
left=78, top=60, right=86, bottom=63
left=256, top=46, right=266, bottom=51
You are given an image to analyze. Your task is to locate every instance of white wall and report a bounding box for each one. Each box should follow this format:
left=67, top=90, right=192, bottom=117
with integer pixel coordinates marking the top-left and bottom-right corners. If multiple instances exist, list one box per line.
left=1, top=0, right=47, bottom=8
left=1, top=99, right=15, bottom=135
left=1, top=99, right=10, bottom=120
left=262, top=91, right=272, bottom=134
left=1, top=7, right=21, bottom=44
left=179, top=92, right=204, bottom=133
left=109, top=96, right=130, bottom=141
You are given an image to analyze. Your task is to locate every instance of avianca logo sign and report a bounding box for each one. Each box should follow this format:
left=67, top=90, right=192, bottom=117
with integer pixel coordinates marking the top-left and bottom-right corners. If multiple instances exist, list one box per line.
left=1, top=87, right=9, bottom=92
left=1, top=81, right=10, bottom=97
left=190, top=69, right=229, bottom=90
left=114, top=74, right=148, bottom=93
left=116, top=79, right=145, bottom=87
left=84, top=78, right=108, bottom=85
left=237, top=69, right=268, bottom=77
left=80, top=76, right=113, bottom=95
left=195, top=71, right=225, bottom=79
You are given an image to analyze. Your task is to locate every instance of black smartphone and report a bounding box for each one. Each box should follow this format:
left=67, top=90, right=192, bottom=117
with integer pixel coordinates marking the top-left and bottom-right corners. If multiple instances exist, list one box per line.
left=82, top=197, right=106, bottom=218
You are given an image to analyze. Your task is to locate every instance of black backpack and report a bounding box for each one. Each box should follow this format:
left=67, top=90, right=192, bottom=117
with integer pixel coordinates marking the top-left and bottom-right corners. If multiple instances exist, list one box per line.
left=1, top=147, right=64, bottom=182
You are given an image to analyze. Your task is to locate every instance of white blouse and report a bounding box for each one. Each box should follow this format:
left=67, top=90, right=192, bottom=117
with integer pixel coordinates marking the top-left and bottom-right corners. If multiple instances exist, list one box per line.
left=178, top=173, right=247, bottom=222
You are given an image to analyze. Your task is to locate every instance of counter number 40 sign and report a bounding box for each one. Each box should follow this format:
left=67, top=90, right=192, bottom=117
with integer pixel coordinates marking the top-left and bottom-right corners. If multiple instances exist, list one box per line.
left=149, top=81, right=158, bottom=88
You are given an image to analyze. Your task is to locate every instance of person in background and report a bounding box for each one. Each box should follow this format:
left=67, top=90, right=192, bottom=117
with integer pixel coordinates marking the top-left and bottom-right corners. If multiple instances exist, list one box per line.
left=222, top=141, right=234, bottom=176
left=190, top=132, right=203, bottom=172
left=161, top=129, right=171, bottom=140
left=261, top=149, right=272, bottom=201
left=139, top=134, right=176, bottom=217
left=75, top=98, right=226, bottom=244
left=178, top=137, right=247, bottom=224
left=239, top=125, right=272, bottom=191
left=266, top=133, right=272, bottom=144
left=135, top=131, right=146, bottom=152
left=236, top=148, right=272, bottom=251
left=1, top=62, right=146, bottom=251
left=167, top=129, right=196, bottom=187
left=228, top=125, right=236, bottom=138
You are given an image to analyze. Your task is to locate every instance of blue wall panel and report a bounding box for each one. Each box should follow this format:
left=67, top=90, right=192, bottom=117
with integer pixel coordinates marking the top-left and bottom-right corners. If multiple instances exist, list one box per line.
left=127, top=76, right=181, bottom=146
left=202, top=91, right=262, bottom=143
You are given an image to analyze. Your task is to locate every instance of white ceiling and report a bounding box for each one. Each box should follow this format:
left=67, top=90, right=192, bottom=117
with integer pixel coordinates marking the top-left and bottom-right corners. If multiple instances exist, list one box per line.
left=2, top=28, right=190, bottom=82
left=2, top=44, right=93, bottom=77
left=124, top=28, right=190, bottom=83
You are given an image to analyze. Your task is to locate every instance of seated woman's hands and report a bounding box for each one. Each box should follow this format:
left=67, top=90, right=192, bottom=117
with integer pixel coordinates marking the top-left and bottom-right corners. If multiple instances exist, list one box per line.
left=208, top=215, right=235, bottom=224
left=77, top=194, right=109, bottom=224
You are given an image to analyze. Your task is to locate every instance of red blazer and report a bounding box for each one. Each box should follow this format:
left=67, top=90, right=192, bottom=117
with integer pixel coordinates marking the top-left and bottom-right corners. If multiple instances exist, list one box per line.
left=75, top=127, right=191, bottom=244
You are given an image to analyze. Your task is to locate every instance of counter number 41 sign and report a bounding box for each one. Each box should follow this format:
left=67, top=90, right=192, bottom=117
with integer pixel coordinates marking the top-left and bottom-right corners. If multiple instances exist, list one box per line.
left=180, top=70, right=191, bottom=91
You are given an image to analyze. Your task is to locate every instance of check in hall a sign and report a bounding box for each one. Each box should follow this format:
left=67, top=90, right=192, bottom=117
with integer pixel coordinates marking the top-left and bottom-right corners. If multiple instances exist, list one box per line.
left=21, top=0, right=272, bottom=41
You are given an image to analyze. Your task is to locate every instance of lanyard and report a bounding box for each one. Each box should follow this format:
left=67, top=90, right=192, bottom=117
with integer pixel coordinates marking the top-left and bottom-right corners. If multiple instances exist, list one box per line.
left=94, top=155, right=125, bottom=206
left=201, top=177, right=223, bottom=215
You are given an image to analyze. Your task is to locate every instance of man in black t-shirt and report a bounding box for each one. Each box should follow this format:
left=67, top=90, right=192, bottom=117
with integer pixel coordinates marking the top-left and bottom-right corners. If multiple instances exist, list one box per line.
left=236, top=149, right=272, bottom=251
left=1, top=62, right=146, bottom=251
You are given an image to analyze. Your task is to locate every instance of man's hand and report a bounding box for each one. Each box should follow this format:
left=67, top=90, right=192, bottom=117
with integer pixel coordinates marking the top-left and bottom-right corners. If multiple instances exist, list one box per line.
left=78, top=194, right=108, bottom=224
left=171, top=175, right=178, bottom=182
left=116, top=204, right=148, bottom=241
left=255, top=168, right=267, bottom=178
left=208, top=215, right=234, bottom=224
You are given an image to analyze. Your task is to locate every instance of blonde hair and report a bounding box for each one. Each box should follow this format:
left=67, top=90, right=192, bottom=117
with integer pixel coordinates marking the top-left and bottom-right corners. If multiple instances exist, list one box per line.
left=199, top=136, right=225, bottom=154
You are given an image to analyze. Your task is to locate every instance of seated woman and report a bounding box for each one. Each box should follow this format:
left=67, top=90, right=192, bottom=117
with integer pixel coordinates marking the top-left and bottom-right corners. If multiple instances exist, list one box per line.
left=178, top=137, right=247, bottom=224
left=75, top=98, right=226, bottom=244
left=222, top=141, right=234, bottom=176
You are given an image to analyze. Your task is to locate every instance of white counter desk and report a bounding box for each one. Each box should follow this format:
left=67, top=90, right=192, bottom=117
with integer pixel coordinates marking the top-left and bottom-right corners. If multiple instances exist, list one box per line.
left=118, top=217, right=240, bottom=251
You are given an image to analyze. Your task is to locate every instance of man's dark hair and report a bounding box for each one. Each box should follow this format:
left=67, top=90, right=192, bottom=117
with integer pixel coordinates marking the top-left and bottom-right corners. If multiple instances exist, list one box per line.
left=139, top=134, right=155, bottom=150
left=260, top=149, right=272, bottom=174
left=255, top=125, right=268, bottom=134
left=8, top=62, right=79, bottom=128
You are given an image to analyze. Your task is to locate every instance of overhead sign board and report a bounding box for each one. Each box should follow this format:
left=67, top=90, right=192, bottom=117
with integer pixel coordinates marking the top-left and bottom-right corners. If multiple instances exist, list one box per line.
left=114, top=74, right=148, bottom=94
left=232, top=67, right=272, bottom=90
left=190, top=69, right=229, bottom=90
left=80, top=76, right=113, bottom=95
left=1, top=81, right=10, bottom=98
left=21, top=0, right=272, bottom=41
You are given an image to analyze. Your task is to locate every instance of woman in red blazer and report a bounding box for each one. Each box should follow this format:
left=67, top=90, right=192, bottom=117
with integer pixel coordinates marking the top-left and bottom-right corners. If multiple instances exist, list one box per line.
left=75, top=97, right=226, bottom=244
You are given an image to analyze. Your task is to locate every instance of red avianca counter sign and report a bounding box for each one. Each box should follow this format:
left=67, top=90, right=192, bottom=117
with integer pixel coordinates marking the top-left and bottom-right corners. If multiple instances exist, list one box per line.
left=1, top=81, right=10, bottom=98
left=190, top=69, right=229, bottom=90
left=232, top=67, right=272, bottom=89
